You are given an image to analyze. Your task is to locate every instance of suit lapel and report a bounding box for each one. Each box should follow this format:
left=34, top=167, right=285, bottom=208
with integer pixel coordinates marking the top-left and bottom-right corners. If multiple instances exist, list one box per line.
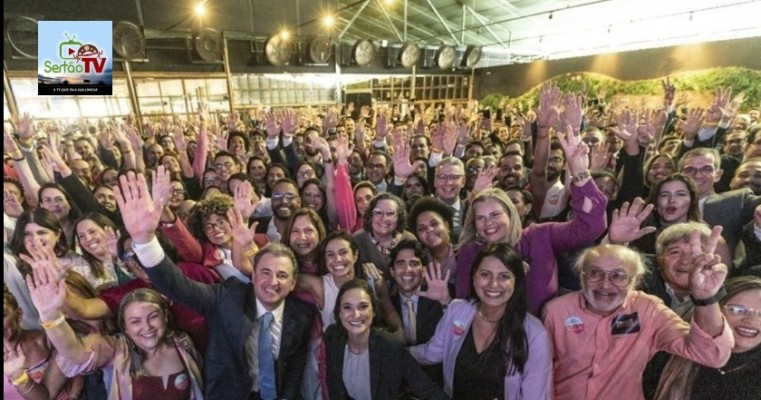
left=369, top=333, right=382, bottom=399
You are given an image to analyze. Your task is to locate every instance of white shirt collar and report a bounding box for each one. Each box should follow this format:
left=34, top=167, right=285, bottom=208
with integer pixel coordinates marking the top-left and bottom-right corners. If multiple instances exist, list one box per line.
left=255, top=297, right=286, bottom=322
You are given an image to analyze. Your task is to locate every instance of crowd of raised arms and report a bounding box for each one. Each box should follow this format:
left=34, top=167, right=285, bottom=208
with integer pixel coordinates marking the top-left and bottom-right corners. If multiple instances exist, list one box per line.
left=3, top=78, right=761, bottom=400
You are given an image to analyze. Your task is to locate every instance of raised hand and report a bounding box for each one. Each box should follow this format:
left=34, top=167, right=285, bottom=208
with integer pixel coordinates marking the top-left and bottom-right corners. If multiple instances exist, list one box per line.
left=661, top=76, right=676, bottom=105
left=705, top=87, right=732, bottom=123
left=472, top=165, right=498, bottom=194
left=391, top=137, right=420, bottom=178
left=430, top=123, right=445, bottom=151
left=560, top=91, right=584, bottom=134
left=216, top=129, right=229, bottom=152
left=173, top=126, right=188, bottom=153
left=442, top=123, right=458, bottom=155
left=589, top=142, right=609, bottom=173
left=3, top=188, right=25, bottom=218
left=263, top=111, right=280, bottom=139
left=322, top=107, right=339, bottom=134
left=556, top=125, right=589, bottom=178
left=636, top=110, right=656, bottom=148
left=197, top=101, right=210, bottom=123
left=536, top=82, right=560, bottom=131
left=113, top=170, right=164, bottom=244
left=233, top=180, right=259, bottom=219
left=14, top=112, right=35, bottom=142
left=3, top=339, right=27, bottom=381
left=21, top=243, right=66, bottom=320
left=682, top=107, right=705, bottom=141
left=280, top=108, right=297, bottom=136
left=226, top=207, right=259, bottom=248
left=688, top=226, right=727, bottom=300
left=607, top=198, right=657, bottom=244
left=3, top=129, right=21, bottom=157
left=418, top=261, right=451, bottom=305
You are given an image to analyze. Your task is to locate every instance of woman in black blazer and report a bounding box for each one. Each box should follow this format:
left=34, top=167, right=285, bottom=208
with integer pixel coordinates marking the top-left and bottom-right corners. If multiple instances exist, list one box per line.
left=324, top=279, right=449, bottom=400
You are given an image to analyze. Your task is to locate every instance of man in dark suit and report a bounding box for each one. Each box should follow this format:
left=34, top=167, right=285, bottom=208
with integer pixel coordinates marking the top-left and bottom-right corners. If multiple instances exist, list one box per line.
left=679, top=148, right=761, bottom=257
left=388, top=239, right=448, bottom=386
left=115, top=168, right=315, bottom=400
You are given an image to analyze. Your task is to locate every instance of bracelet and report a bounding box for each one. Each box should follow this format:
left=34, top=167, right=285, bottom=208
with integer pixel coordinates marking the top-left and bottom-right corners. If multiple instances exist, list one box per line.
left=323, top=158, right=333, bottom=164
left=41, top=313, right=66, bottom=330
left=571, top=170, right=591, bottom=183
left=11, top=155, right=25, bottom=162
left=11, top=371, right=29, bottom=386
left=690, top=286, right=727, bottom=307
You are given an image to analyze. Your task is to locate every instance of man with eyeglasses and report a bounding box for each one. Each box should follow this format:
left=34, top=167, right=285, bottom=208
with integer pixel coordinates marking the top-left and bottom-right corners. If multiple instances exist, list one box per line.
left=543, top=240, right=734, bottom=400
left=366, top=151, right=391, bottom=192
left=434, top=157, right=467, bottom=237
left=213, top=151, right=242, bottom=192
left=252, top=178, right=302, bottom=243
left=679, top=148, right=760, bottom=255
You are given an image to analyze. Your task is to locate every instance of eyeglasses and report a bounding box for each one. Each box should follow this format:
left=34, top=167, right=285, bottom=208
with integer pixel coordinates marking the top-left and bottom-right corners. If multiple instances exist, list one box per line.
left=203, top=219, right=229, bottom=232
left=582, top=269, right=632, bottom=287
left=367, top=163, right=386, bottom=170
left=548, top=156, right=564, bottom=164
left=272, top=193, right=300, bottom=202
left=171, top=188, right=185, bottom=196
left=466, top=166, right=483, bottom=175
left=724, top=304, right=761, bottom=318
left=436, top=174, right=464, bottom=182
left=214, top=162, right=235, bottom=170
left=121, top=251, right=136, bottom=263
left=372, top=209, right=398, bottom=219
left=297, top=170, right=315, bottom=179
left=682, top=165, right=715, bottom=176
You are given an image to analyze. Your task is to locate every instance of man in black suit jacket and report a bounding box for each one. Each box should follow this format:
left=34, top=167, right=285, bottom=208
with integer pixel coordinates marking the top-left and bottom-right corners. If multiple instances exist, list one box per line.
left=115, top=168, right=315, bottom=400
left=389, top=240, right=449, bottom=386
left=679, top=148, right=761, bottom=255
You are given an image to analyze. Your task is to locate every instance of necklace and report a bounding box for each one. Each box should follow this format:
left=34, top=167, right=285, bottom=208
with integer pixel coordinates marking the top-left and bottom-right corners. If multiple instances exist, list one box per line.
left=369, top=233, right=396, bottom=255
left=717, top=362, right=753, bottom=375
left=477, top=308, right=501, bottom=323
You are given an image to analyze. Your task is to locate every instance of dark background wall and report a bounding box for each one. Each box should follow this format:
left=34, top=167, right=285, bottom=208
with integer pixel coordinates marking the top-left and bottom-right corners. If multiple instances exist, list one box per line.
left=473, top=37, right=761, bottom=98
left=4, top=0, right=470, bottom=77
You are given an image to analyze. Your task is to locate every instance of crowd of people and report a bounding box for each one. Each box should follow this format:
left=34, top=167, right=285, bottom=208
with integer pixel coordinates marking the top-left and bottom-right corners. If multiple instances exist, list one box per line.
left=3, top=78, right=761, bottom=400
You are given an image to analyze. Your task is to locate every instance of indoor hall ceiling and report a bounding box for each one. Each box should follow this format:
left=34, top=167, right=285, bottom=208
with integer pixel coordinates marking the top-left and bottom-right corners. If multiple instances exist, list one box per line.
left=335, top=0, right=761, bottom=66
left=4, top=0, right=760, bottom=68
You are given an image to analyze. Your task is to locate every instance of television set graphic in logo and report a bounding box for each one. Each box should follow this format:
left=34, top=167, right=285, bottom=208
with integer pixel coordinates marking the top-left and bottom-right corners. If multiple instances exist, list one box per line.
left=38, top=21, right=112, bottom=95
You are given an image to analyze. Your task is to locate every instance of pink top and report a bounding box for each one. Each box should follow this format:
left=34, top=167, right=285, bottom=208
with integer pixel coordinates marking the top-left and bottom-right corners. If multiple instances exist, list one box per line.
left=334, top=163, right=362, bottom=233
left=542, top=291, right=734, bottom=400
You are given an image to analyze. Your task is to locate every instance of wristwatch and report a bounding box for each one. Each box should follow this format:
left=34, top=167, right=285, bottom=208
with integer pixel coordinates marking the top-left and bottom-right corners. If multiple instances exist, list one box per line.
left=571, top=170, right=590, bottom=183
left=690, top=286, right=727, bottom=306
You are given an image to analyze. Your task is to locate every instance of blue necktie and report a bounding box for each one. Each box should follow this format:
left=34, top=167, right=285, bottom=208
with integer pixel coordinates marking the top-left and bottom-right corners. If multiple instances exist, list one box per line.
left=258, top=312, right=277, bottom=400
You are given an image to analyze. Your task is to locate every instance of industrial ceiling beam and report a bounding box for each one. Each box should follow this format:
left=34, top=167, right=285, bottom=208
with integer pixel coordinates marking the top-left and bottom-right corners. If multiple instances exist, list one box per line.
left=339, top=0, right=372, bottom=39
left=467, top=6, right=507, bottom=48
left=374, top=0, right=404, bottom=42
left=424, top=0, right=461, bottom=46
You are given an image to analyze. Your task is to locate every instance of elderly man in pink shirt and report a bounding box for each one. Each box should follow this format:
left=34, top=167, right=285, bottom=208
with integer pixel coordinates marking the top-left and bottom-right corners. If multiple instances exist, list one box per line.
left=542, top=227, right=734, bottom=400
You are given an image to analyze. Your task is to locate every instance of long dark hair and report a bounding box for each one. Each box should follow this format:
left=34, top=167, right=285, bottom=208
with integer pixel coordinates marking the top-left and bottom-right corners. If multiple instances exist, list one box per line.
left=470, top=243, right=529, bottom=376
left=283, top=207, right=327, bottom=264
left=318, top=230, right=365, bottom=278
left=299, top=178, right=331, bottom=229
left=74, top=212, right=118, bottom=279
left=330, top=279, right=388, bottom=339
left=646, top=173, right=701, bottom=225
left=10, top=208, right=71, bottom=275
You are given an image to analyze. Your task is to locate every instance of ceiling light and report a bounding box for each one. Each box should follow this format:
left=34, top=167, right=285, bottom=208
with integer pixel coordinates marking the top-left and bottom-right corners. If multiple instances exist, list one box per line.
left=195, top=3, right=205, bottom=17
left=280, top=30, right=290, bottom=40
left=322, top=14, right=335, bottom=28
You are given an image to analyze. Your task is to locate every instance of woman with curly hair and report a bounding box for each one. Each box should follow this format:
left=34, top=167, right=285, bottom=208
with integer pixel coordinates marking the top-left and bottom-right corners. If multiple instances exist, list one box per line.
left=352, top=192, right=417, bottom=276
left=158, top=192, right=250, bottom=283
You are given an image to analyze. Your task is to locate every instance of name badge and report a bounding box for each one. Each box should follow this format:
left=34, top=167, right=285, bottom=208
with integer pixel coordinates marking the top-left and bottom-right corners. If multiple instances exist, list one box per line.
left=611, top=312, right=641, bottom=335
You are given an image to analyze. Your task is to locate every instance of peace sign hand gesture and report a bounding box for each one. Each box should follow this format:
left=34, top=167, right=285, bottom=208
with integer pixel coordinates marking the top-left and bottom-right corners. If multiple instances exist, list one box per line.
left=688, top=226, right=727, bottom=300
